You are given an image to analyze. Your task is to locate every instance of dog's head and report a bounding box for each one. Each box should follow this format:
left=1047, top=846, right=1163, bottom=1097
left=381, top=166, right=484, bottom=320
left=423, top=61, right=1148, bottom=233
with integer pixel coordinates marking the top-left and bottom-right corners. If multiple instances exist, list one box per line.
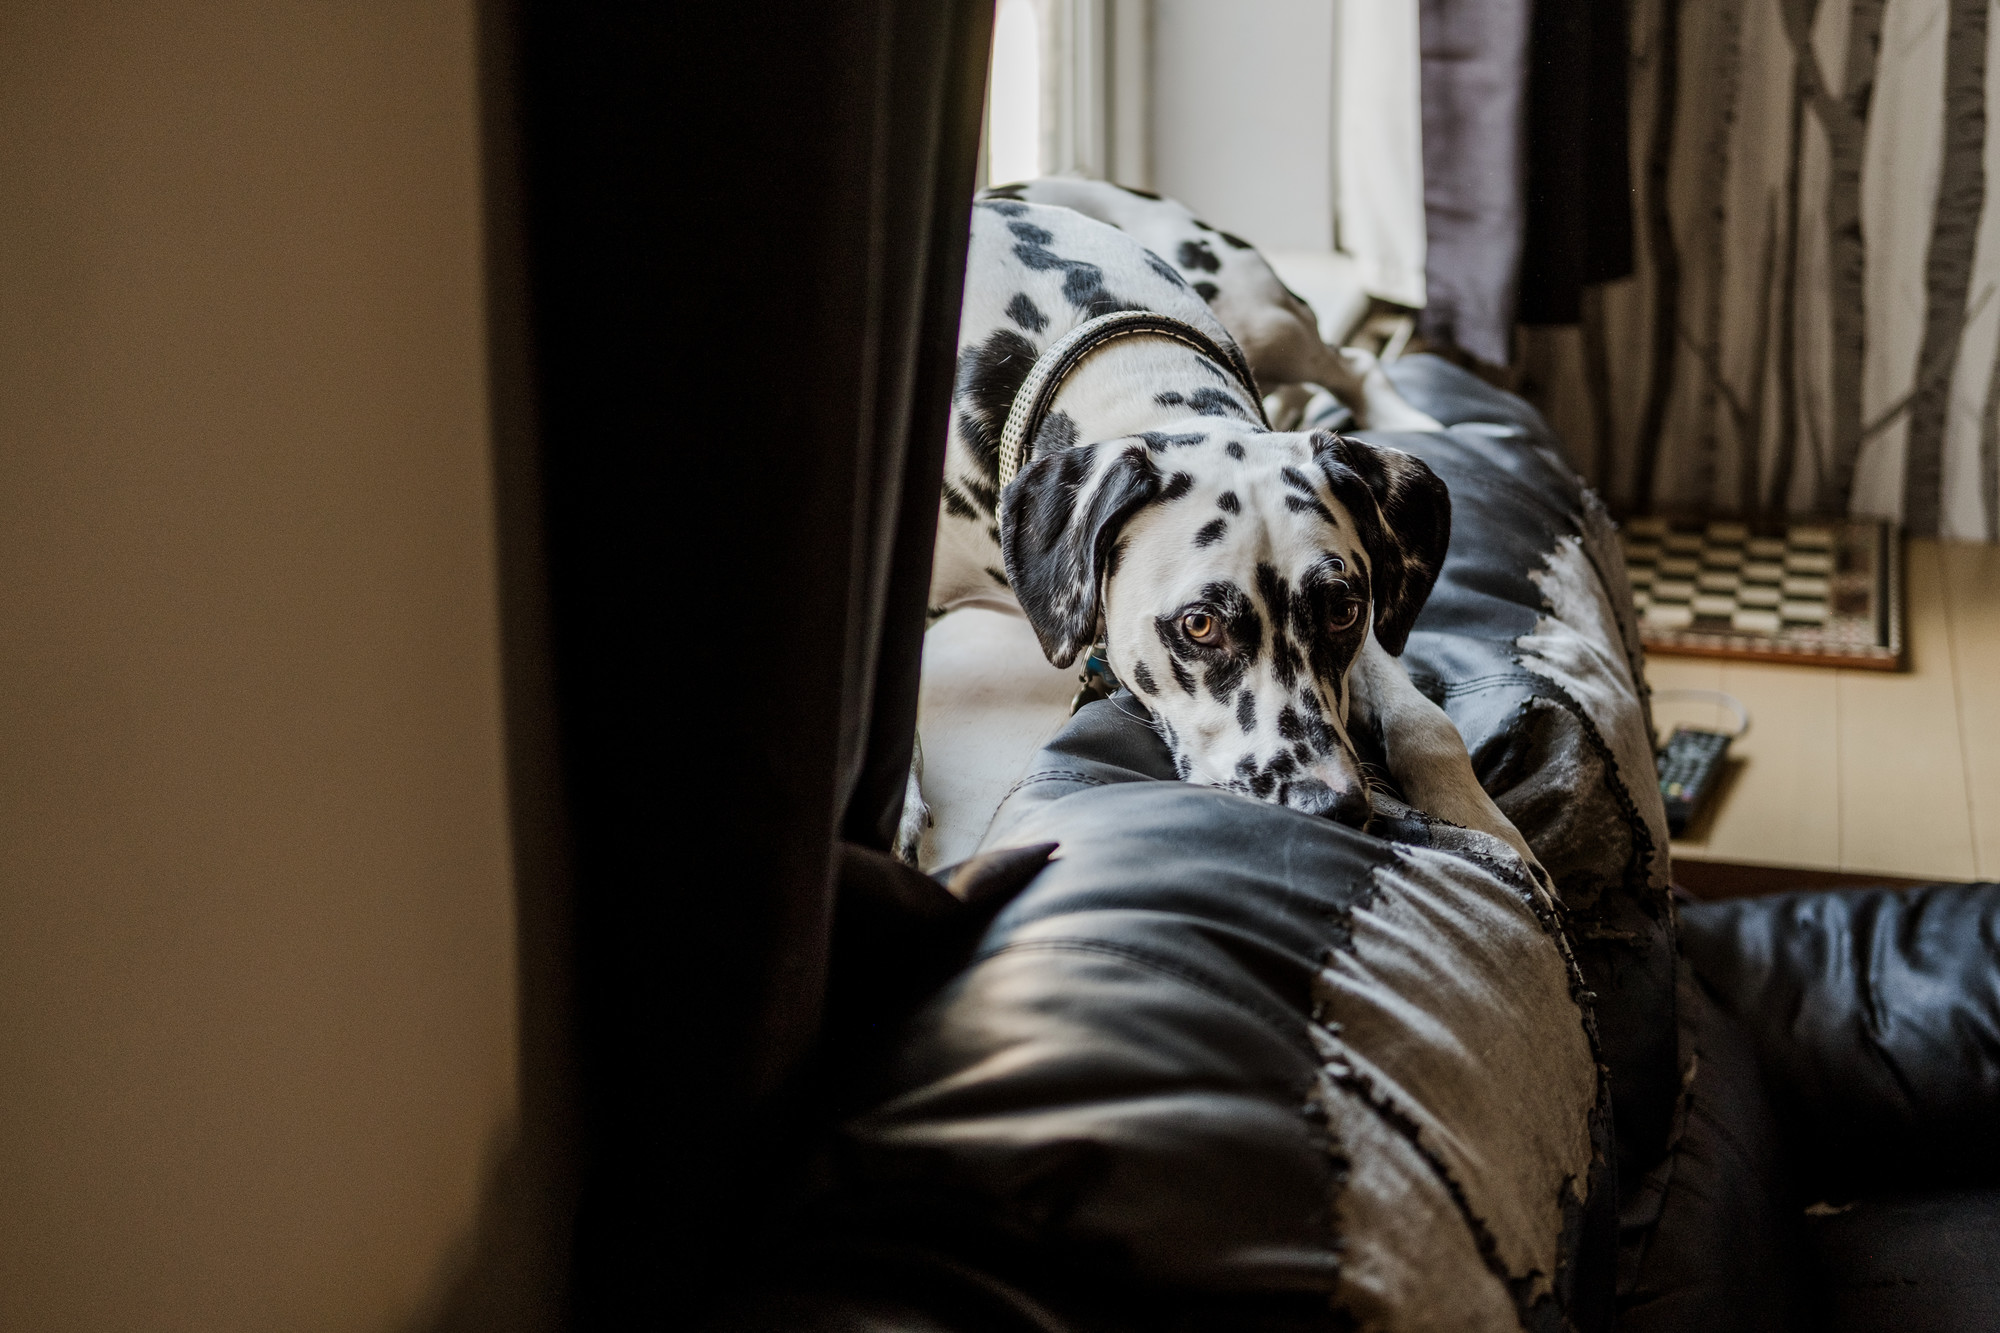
left=1000, top=427, right=1449, bottom=825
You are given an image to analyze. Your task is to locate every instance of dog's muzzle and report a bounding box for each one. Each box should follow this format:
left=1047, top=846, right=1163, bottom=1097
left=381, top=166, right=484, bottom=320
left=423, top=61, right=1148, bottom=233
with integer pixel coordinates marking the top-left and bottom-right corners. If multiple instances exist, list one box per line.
left=1284, top=774, right=1372, bottom=828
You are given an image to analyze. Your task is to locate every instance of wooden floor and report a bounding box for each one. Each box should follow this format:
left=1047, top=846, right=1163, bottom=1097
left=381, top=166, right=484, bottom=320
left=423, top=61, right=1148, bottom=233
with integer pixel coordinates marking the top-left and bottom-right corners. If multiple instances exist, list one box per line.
left=1656, top=538, right=2000, bottom=882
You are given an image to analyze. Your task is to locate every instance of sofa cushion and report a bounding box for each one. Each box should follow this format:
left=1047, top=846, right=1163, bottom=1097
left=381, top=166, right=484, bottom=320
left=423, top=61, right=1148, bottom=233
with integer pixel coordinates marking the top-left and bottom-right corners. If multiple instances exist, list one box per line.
left=1679, top=881, right=2000, bottom=1196
left=1613, top=974, right=1801, bottom=1331
left=1804, top=1189, right=2000, bottom=1332
left=828, top=713, right=1613, bottom=1330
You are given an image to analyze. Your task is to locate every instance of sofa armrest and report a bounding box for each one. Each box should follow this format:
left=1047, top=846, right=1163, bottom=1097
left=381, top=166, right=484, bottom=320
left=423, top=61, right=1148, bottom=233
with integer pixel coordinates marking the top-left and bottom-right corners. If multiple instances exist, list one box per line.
left=1678, top=883, right=2000, bottom=1194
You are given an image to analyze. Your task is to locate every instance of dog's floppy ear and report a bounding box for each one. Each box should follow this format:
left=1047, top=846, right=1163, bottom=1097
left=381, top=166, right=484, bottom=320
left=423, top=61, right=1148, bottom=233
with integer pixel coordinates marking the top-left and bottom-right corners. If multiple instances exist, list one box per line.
left=1312, top=433, right=1450, bottom=655
left=1000, top=439, right=1164, bottom=667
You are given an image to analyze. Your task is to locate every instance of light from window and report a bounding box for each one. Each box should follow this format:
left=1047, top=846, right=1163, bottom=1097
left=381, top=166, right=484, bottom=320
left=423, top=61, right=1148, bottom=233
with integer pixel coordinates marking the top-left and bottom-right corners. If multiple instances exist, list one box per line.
left=987, top=0, right=1041, bottom=186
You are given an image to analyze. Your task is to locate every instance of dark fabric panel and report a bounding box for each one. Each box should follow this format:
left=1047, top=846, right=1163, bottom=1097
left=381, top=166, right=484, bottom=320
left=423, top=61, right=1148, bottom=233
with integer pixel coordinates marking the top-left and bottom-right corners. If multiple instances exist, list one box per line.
left=1806, top=1190, right=2000, bottom=1332
left=1616, top=979, right=1802, bottom=1331
left=502, top=1, right=991, bottom=1320
left=843, top=9, right=998, bottom=851
left=1516, top=0, right=1636, bottom=325
left=1680, top=882, right=2000, bottom=1196
left=1417, top=0, right=1532, bottom=369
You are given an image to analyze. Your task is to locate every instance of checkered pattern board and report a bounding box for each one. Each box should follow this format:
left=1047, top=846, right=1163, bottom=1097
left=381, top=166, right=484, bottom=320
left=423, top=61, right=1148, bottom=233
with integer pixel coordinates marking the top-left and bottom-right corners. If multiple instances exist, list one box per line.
left=1620, top=517, right=1904, bottom=669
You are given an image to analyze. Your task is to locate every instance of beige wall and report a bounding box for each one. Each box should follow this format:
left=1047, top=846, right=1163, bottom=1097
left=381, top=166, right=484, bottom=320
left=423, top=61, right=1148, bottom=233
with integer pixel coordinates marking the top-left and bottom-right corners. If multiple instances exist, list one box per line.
left=0, top=4, right=520, bottom=1329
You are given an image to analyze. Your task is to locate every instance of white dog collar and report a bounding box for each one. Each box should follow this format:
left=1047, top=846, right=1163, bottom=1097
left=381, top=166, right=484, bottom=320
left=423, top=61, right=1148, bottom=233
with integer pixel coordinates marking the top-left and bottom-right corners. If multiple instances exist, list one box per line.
left=996, top=310, right=1266, bottom=489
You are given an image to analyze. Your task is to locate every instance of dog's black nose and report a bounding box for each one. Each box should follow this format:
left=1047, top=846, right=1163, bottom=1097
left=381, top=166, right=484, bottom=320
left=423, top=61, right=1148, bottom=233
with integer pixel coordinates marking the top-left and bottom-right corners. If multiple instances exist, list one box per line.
left=1285, top=777, right=1371, bottom=828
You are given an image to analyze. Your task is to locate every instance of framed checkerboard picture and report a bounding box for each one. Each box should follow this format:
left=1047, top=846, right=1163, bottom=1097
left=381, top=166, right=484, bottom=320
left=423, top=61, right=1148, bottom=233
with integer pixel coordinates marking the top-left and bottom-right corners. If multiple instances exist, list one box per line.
left=1620, top=517, right=1904, bottom=670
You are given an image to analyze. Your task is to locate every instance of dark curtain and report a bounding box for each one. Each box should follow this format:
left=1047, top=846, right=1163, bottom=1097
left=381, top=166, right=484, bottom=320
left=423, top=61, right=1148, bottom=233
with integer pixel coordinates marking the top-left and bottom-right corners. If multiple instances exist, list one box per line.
left=1516, top=0, right=1636, bottom=325
left=1417, top=0, right=1533, bottom=370
left=479, top=1, right=993, bottom=1324
left=1419, top=0, right=1634, bottom=361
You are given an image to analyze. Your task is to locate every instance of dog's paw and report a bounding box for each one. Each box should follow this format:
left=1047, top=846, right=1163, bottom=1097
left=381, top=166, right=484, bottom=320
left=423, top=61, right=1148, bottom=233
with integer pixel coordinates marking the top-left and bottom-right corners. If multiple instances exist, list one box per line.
left=1337, top=347, right=1443, bottom=433
left=893, top=743, right=932, bottom=866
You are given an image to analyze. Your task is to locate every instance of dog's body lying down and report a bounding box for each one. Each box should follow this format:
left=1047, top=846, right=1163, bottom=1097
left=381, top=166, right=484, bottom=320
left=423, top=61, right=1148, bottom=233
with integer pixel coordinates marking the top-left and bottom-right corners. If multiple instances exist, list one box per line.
left=921, top=182, right=1539, bottom=879
left=985, top=177, right=1440, bottom=434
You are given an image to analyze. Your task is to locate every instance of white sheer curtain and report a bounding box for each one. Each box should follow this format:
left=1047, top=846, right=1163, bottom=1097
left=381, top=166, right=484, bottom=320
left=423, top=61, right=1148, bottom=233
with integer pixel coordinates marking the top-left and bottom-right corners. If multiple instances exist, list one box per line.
left=982, top=0, right=1429, bottom=317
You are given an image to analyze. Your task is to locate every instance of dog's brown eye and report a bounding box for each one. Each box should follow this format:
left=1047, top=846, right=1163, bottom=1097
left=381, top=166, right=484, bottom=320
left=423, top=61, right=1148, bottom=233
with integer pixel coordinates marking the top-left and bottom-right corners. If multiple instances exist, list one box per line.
left=1328, top=599, right=1362, bottom=632
left=1182, top=611, right=1219, bottom=643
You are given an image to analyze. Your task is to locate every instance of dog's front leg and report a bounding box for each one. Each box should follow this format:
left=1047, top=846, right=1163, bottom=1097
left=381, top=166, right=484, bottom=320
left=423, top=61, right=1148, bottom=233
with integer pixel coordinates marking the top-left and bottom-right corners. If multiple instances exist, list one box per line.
left=893, top=732, right=931, bottom=865
left=1351, top=635, right=1548, bottom=885
left=1329, top=347, right=1442, bottom=432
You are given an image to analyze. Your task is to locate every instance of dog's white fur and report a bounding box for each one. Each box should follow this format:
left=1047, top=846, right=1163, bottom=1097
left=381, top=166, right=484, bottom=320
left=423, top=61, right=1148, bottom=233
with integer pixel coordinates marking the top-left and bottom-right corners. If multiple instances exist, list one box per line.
left=990, top=177, right=1442, bottom=433
left=920, top=188, right=1539, bottom=879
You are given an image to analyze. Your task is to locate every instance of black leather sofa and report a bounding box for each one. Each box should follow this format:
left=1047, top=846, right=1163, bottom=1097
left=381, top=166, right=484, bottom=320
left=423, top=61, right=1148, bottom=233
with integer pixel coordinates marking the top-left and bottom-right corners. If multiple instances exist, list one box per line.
left=730, top=358, right=2000, bottom=1332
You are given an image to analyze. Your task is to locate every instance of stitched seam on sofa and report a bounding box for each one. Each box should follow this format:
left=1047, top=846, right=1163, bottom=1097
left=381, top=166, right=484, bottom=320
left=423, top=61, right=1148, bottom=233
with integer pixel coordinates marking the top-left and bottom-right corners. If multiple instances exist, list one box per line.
left=1319, top=1049, right=1560, bottom=1323
left=979, top=935, right=1315, bottom=1056
left=1405, top=669, right=1559, bottom=698
left=1000, top=770, right=1112, bottom=801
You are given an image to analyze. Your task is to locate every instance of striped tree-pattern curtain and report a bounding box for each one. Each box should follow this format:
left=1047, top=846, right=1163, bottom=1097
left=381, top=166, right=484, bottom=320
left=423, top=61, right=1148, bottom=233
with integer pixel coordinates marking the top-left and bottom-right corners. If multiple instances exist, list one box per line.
left=1570, top=0, right=2000, bottom=539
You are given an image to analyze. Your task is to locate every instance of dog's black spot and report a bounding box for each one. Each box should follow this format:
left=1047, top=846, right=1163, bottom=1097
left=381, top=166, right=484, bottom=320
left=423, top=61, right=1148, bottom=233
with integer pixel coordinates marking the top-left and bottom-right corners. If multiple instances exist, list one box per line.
left=1278, top=706, right=1305, bottom=743
left=1285, top=493, right=1338, bottom=526
left=941, top=480, right=979, bottom=520
left=1039, top=411, right=1081, bottom=460
left=1225, top=585, right=1265, bottom=666
left=1218, top=491, right=1241, bottom=514
left=1236, top=690, right=1256, bottom=733
left=1226, top=441, right=1246, bottom=460
left=986, top=566, right=1010, bottom=587
left=1203, top=657, right=1245, bottom=700
left=1194, top=218, right=1216, bottom=232
left=1161, top=471, right=1195, bottom=502
left=1144, top=252, right=1187, bottom=287
left=980, top=198, right=1030, bottom=215
left=1268, top=750, right=1297, bottom=778
left=1005, top=292, right=1049, bottom=333
left=1161, top=386, right=1247, bottom=418
left=955, top=328, right=1039, bottom=476
left=1192, top=281, right=1220, bottom=302
left=1130, top=659, right=1158, bottom=695
left=1256, top=563, right=1292, bottom=627
left=1118, top=183, right=1164, bottom=200
left=982, top=183, right=1029, bottom=200
left=1195, top=387, right=1248, bottom=417
left=1177, top=239, right=1221, bottom=273
left=1194, top=518, right=1228, bottom=548
left=962, top=475, right=998, bottom=514
left=1288, top=559, right=1370, bottom=696
left=1140, top=429, right=1207, bottom=451
left=1273, top=635, right=1303, bottom=690
left=1293, top=742, right=1313, bottom=765
left=1281, top=466, right=1320, bottom=495
left=1196, top=359, right=1229, bottom=382
left=1168, top=655, right=1196, bottom=696
left=1218, top=229, right=1255, bottom=250
left=1008, top=219, right=1142, bottom=317
left=1295, top=688, right=1335, bottom=749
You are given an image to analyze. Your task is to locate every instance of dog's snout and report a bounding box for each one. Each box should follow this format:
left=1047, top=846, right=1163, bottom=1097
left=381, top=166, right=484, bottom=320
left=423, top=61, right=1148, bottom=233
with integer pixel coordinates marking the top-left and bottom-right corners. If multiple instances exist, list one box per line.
left=1284, top=775, right=1371, bottom=827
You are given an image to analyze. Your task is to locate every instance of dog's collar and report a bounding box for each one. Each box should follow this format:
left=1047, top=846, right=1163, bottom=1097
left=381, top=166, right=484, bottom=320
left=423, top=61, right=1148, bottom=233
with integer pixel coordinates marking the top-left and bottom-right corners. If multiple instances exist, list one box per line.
left=996, top=310, right=1267, bottom=489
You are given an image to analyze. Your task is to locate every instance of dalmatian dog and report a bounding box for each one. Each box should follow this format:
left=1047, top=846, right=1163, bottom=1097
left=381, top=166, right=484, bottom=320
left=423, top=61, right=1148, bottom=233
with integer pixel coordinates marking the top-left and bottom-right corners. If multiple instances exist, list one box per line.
left=983, top=177, right=1441, bottom=434
left=918, top=189, right=1541, bottom=882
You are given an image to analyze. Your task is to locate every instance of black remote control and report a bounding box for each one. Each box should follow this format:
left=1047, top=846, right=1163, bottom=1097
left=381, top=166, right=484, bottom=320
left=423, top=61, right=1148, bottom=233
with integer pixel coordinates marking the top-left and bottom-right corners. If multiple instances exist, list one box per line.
left=1658, top=727, right=1731, bottom=836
